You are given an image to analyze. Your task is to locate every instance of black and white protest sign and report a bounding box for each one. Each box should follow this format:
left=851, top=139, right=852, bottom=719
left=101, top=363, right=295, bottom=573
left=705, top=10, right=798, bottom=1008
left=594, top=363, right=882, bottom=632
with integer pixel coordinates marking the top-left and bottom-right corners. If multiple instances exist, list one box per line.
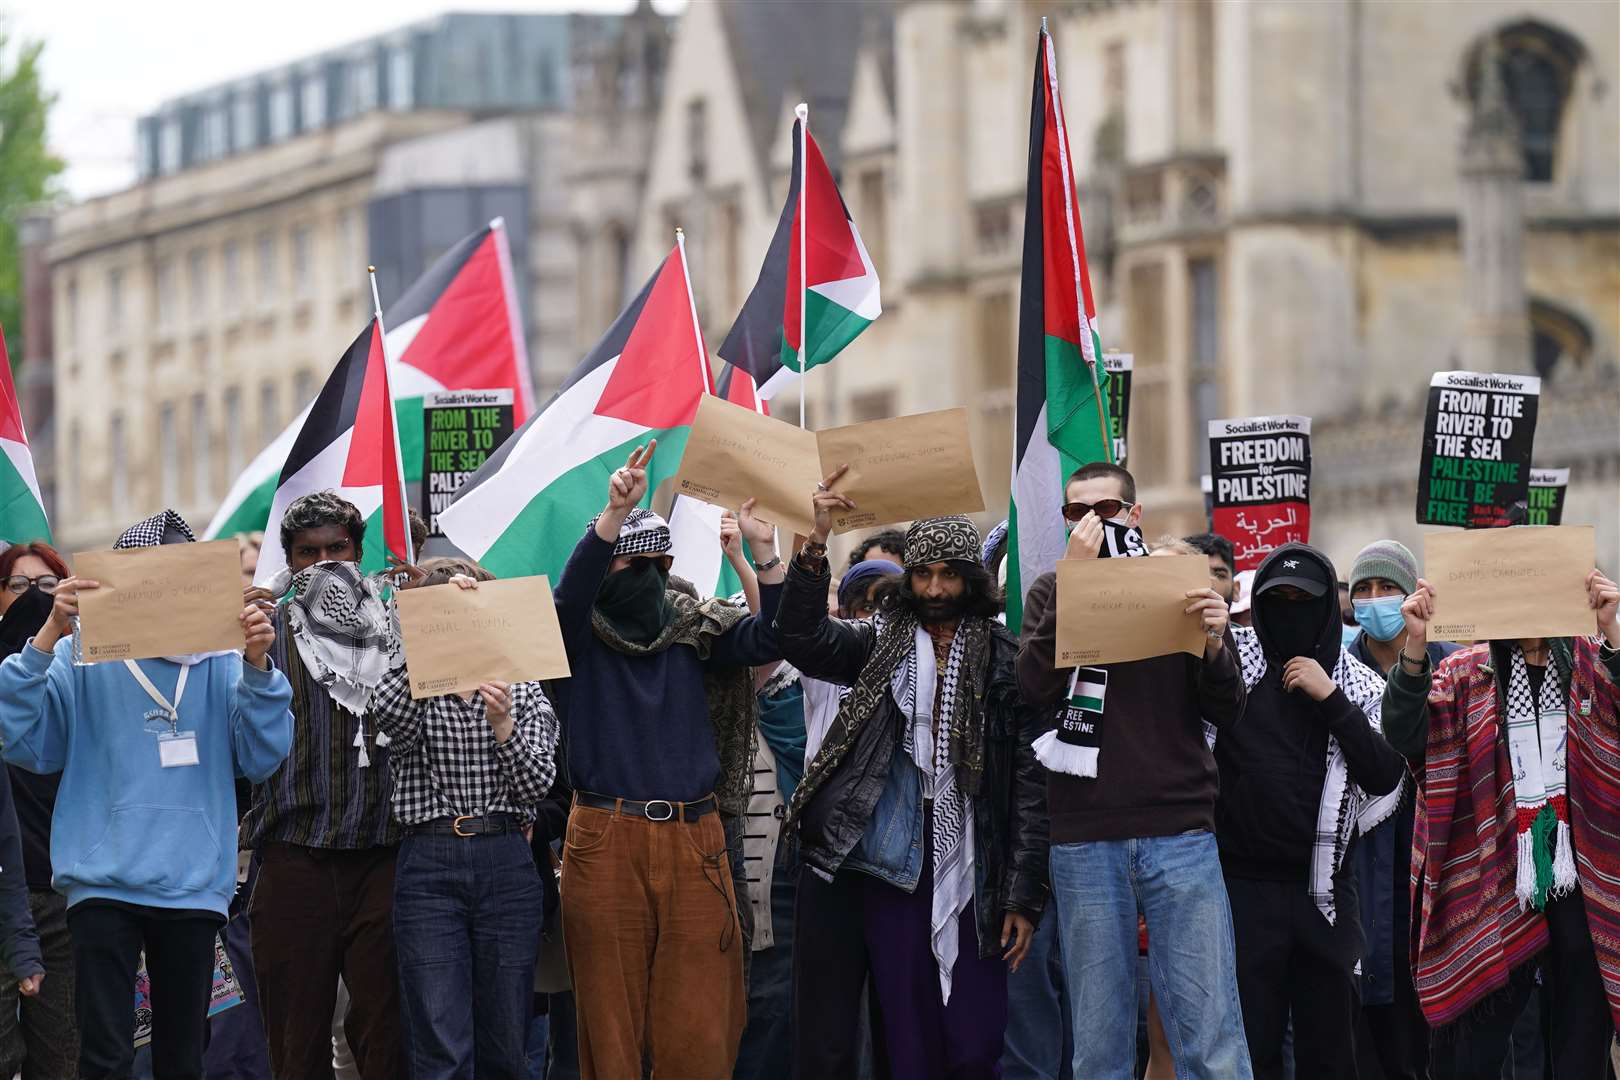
left=1527, top=467, right=1568, bottom=526
left=1103, top=352, right=1132, bottom=465
left=1417, top=371, right=1538, bottom=529
left=1209, top=415, right=1312, bottom=571
left=422, top=390, right=514, bottom=536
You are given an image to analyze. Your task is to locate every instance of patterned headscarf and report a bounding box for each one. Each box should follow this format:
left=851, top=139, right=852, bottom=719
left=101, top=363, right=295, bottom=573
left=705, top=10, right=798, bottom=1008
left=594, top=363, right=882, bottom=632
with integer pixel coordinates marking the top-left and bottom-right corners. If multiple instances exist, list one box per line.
left=588, top=508, right=672, bottom=559
left=903, top=516, right=982, bottom=569
left=114, top=510, right=196, bottom=549
left=284, top=561, right=402, bottom=728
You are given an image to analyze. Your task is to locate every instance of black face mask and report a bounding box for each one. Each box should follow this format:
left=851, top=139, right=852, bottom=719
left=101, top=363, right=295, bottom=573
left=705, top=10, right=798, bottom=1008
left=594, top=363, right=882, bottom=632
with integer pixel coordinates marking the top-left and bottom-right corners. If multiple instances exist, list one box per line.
left=1098, top=520, right=1147, bottom=559
left=594, top=559, right=674, bottom=645
left=1257, top=593, right=1321, bottom=661
left=0, top=587, right=54, bottom=659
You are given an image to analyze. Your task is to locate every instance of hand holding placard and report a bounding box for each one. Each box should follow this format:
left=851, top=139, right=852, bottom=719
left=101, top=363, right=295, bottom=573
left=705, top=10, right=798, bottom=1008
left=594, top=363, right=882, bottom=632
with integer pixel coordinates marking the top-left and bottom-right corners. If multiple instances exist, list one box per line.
left=1054, top=555, right=1209, bottom=667
left=74, top=540, right=245, bottom=662
left=1421, top=525, right=1593, bottom=642
left=395, top=575, right=570, bottom=699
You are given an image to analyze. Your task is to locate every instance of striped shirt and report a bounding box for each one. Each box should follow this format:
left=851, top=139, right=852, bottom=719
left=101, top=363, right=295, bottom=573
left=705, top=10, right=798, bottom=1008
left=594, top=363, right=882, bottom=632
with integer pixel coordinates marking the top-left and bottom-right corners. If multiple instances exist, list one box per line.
left=240, top=608, right=401, bottom=850
left=370, top=666, right=560, bottom=827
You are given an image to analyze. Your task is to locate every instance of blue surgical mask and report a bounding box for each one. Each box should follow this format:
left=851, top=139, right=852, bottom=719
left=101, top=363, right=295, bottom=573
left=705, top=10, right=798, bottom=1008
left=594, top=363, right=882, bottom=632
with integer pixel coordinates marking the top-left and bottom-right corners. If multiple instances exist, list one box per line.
left=1353, top=595, right=1406, bottom=642
left=1341, top=624, right=1360, bottom=648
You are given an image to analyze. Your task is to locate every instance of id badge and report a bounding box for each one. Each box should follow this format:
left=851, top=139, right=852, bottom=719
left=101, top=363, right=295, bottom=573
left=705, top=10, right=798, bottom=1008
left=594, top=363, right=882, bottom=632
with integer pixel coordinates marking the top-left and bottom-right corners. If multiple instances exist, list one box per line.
left=158, top=731, right=200, bottom=768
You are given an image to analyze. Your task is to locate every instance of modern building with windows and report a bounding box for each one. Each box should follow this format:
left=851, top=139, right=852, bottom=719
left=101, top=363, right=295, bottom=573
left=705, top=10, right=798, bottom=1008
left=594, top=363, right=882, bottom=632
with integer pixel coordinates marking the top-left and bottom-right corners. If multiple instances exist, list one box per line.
left=35, top=10, right=659, bottom=551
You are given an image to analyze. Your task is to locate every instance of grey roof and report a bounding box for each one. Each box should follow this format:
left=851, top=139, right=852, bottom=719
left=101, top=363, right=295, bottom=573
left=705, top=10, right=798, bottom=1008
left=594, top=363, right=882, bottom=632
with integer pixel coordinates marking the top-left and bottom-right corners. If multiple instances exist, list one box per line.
left=717, top=0, right=892, bottom=177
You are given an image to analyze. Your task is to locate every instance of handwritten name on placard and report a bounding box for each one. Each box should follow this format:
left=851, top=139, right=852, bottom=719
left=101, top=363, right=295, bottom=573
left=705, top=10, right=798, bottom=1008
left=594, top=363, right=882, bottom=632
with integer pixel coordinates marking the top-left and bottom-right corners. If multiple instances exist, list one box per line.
left=817, top=408, right=984, bottom=532
left=75, top=540, right=244, bottom=662
left=1423, top=525, right=1593, bottom=642
left=396, top=575, right=570, bottom=699
left=672, top=396, right=823, bottom=536
left=1054, top=555, right=1209, bottom=668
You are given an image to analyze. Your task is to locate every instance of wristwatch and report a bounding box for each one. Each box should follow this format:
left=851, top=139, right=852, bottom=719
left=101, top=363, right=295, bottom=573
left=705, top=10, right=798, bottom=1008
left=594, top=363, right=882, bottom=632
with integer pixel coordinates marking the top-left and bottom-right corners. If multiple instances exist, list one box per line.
left=752, top=555, right=782, bottom=573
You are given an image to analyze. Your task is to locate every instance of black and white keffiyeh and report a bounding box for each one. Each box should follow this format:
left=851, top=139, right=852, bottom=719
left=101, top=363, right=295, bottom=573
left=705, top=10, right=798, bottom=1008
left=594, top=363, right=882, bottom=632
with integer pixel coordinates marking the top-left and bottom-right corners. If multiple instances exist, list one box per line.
left=1224, top=627, right=1404, bottom=924
left=285, top=562, right=403, bottom=764
left=590, top=507, right=672, bottom=559
left=893, top=619, right=976, bottom=1004
left=113, top=509, right=196, bottom=549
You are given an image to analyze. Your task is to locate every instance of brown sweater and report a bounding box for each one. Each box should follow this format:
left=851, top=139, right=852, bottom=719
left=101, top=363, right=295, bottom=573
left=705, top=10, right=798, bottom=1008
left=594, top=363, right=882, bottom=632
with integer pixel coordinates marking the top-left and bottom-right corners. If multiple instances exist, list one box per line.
left=1016, top=571, right=1246, bottom=844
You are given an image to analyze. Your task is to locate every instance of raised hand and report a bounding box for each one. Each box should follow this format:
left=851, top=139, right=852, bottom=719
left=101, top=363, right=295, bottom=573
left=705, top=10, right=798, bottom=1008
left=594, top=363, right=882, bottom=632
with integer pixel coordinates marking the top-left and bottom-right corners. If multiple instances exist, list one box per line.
left=719, top=510, right=744, bottom=559
left=241, top=604, right=276, bottom=670
left=1400, top=579, right=1435, bottom=659
left=608, top=442, right=655, bottom=512
left=1064, top=512, right=1105, bottom=561
left=736, top=499, right=776, bottom=555
left=480, top=682, right=514, bottom=742
left=1185, top=588, right=1229, bottom=657
left=808, top=464, right=855, bottom=545
left=1588, top=569, right=1620, bottom=645
left=30, top=576, right=98, bottom=654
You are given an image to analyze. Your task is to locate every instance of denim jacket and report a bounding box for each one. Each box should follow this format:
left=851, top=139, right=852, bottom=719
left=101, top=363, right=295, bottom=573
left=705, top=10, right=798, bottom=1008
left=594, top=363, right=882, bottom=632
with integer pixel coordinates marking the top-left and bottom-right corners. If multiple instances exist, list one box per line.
left=843, top=736, right=925, bottom=888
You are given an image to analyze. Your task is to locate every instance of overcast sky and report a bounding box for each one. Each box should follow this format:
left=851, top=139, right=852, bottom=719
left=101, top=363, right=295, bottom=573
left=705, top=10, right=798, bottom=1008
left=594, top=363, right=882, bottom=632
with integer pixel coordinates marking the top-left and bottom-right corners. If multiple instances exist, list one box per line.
left=6, top=0, right=683, bottom=201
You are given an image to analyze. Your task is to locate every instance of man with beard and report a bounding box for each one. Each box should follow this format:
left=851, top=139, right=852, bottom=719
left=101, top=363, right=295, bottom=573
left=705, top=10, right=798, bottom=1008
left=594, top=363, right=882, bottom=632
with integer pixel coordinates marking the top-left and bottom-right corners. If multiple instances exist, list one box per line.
left=1384, top=569, right=1620, bottom=1078
left=550, top=442, right=785, bottom=1080
left=1018, top=461, right=1248, bottom=1080
left=1215, top=543, right=1406, bottom=1079
left=1184, top=532, right=1238, bottom=606
left=241, top=491, right=406, bottom=1079
left=780, top=469, right=1047, bottom=1079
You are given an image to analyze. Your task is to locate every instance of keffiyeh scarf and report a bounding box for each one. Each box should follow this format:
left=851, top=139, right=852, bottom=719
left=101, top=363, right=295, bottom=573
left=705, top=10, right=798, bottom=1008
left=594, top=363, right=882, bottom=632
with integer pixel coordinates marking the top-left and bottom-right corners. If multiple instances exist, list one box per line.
left=113, top=509, right=196, bottom=549
left=1228, top=626, right=1404, bottom=924
left=284, top=562, right=402, bottom=765
left=896, top=621, right=977, bottom=1003
left=1505, top=646, right=1576, bottom=911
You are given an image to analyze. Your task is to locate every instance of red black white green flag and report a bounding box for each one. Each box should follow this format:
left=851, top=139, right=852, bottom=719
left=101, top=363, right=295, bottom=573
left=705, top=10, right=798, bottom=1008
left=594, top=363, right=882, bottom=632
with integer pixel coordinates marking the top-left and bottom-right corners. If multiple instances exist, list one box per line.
left=1007, top=23, right=1115, bottom=628
left=437, top=242, right=711, bottom=580
left=718, top=116, right=880, bottom=401
left=254, top=316, right=414, bottom=583
left=0, top=323, right=51, bottom=545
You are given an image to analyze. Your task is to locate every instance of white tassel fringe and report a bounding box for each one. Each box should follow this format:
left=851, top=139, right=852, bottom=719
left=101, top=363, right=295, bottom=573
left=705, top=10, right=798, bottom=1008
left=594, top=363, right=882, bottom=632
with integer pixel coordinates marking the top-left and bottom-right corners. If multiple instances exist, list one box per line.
left=1552, top=819, right=1577, bottom=898
left=1514, top=828, right=1536, bottom=911
left=1033, top=730, right=1099, bottom=778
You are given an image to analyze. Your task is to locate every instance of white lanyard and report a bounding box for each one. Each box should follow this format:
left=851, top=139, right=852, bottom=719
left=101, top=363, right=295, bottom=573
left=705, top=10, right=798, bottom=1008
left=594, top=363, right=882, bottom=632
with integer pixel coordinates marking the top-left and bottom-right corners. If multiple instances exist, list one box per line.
left=124, top=660, right=190, bottom=729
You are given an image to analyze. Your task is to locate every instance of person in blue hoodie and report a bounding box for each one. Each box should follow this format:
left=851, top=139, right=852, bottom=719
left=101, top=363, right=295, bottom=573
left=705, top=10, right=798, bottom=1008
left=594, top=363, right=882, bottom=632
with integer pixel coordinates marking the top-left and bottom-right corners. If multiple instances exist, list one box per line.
left=0, top=510, right=294, bottom=1080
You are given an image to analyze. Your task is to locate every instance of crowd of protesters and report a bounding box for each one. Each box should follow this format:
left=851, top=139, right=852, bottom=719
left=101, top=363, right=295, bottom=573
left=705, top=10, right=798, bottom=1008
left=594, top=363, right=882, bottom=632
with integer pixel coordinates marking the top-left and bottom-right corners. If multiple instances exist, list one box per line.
left=0, top=446, right=1616, bottom=1080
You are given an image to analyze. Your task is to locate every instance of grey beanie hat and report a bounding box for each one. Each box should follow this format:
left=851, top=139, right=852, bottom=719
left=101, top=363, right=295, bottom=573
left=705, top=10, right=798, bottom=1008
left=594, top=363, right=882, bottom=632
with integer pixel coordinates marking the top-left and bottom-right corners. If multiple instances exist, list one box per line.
left=1348, top=540, right=1419, bottom=596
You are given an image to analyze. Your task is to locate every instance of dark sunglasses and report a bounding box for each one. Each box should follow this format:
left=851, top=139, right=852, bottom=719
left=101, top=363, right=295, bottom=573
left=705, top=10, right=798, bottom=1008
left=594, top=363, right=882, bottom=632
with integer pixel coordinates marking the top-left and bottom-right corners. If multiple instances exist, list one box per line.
left=1061, top=500, right=1132, bottom=523
left=3, top=575, right=59, bottom=595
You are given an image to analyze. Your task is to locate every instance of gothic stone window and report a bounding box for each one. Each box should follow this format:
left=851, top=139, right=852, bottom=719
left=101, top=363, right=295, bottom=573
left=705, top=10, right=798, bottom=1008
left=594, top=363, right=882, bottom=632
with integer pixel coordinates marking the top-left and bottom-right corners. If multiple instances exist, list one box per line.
left=1468, top=22, right=1585, bottom=183
left=1528, top=298, right=1593, bottom=382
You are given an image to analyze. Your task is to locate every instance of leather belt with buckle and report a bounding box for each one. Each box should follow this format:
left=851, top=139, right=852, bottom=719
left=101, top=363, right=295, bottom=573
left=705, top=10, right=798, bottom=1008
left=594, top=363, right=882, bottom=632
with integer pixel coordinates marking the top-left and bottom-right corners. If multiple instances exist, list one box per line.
left=574, top=791, right=717, bottom=823
left=410, top=813, right=522, bottom=838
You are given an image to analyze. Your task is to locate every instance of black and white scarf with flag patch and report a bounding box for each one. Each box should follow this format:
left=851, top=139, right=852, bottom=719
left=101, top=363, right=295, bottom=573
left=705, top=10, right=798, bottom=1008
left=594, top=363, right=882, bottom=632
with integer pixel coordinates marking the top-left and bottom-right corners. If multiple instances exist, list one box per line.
left=1222, top=627, right=1405, bottom=924
left=1033, top=521, right=1146, bottom=777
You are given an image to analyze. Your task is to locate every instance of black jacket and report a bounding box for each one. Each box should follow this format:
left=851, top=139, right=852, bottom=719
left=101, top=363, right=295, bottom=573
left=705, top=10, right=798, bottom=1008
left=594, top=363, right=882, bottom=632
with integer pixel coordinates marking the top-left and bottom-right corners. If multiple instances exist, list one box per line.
left=776, top=559, right=1049, bottom=953
left=1215, top=543, right=1406, bottom=880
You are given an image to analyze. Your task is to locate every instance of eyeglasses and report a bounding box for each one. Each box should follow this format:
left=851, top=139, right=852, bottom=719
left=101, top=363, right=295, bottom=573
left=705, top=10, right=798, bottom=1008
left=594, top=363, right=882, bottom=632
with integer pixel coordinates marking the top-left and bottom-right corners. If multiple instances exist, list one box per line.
left=3, top=575, right=59, bottom=595
left=1061, top=500, right=1132, bottom=523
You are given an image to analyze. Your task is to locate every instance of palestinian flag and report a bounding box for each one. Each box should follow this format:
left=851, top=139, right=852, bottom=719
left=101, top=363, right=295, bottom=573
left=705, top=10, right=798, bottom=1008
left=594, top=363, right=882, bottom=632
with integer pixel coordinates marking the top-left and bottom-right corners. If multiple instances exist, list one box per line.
left=1007, top=24, right=1114, bottom=629
left=0, top=325, right=50, bottom=544
left=669, top=364, right=764, bottom=599
left=206, top=219, right=532, bottom=540
left=437, top=243, right=710, bottom=580
left=718, top=114, right=880, bottom=400
left=253, top=317, right=414, bottom=584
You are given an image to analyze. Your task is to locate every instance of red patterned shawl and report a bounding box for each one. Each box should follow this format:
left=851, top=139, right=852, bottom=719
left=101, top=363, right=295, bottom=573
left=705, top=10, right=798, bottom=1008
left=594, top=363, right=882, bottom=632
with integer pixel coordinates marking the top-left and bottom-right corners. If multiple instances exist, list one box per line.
left=1411, top=637, right=1620, bottom=1028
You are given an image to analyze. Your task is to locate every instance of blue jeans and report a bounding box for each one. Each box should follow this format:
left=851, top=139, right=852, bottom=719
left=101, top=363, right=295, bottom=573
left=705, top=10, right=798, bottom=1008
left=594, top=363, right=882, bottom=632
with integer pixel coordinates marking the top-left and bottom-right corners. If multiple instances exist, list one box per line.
left=1050, top=832, right=1251, bottom=1080
left=734, top=851, right=797, bottom=1080
left=1002, top=911, right=1072, bottom=1080
left=525, top=1012, right=549, bottom=1080
left=395, top=831, right=545, bottom=1079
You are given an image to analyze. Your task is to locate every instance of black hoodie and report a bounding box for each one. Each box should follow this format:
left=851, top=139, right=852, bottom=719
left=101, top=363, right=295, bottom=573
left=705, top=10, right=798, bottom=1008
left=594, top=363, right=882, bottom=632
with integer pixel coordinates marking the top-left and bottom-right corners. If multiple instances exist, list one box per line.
left=1214, top=543, right=1405, bottom=880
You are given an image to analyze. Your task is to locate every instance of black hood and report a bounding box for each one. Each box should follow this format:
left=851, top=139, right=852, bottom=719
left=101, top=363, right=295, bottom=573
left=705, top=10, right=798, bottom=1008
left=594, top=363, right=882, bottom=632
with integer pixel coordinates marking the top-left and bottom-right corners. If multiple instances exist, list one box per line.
left=1251, top=542, right=1342, bottom=669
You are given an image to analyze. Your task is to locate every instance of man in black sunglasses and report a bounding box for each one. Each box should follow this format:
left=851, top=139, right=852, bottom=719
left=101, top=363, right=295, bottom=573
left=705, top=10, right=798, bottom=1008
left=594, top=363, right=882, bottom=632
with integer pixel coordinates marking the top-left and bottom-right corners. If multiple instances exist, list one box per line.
left=1018, top=461, right=1251, bottom=1078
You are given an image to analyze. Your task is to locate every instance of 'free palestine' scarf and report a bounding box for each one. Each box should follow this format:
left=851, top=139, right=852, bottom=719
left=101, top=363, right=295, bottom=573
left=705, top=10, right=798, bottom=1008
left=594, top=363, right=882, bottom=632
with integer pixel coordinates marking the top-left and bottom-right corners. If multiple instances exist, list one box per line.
left=1505, top=645, right=1576, bottom=911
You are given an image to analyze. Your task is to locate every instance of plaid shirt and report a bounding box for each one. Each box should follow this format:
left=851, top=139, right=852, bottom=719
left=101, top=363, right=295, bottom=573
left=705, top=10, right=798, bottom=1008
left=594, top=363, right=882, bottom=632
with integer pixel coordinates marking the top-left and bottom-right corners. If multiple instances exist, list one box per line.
left=371, top=666, right=560, bottom=827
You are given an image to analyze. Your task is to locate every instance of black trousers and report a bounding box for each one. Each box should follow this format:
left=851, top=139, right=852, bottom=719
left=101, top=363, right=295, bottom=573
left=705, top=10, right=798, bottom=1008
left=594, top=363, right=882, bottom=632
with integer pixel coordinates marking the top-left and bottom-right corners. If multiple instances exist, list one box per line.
left=1226, top=873, right=1363, bottom=1080
left=1356, top=797, right=1430, bottom=1080
left=1429, top=887, right=1613, bottom=1080
left=790, top=865, right=888, bottom=1080
left=67, top=903, right=219, bottom=1080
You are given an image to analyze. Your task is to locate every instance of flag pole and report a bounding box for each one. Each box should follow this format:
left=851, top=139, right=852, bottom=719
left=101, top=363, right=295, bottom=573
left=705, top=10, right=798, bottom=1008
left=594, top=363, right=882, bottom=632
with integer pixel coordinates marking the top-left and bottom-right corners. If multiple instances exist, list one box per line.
left=367, top=265, right=416, bottom=565
left=796, top=102, right=809, bottom=430
left=675, top=228, right=714, bottom=395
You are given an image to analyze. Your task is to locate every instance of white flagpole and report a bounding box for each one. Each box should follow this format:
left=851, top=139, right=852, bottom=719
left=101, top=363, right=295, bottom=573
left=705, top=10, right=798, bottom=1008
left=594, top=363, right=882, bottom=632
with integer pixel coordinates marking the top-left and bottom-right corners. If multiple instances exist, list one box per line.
left=367, top=265, right=416, bottom=565
left=796, top=102, right=809, bottom=430
left=674, top=228, right=713, bottom=394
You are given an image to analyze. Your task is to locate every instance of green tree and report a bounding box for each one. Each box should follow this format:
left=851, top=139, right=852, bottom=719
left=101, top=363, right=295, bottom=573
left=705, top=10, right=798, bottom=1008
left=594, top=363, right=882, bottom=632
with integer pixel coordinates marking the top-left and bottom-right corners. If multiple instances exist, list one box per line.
left=0, top=20, right=64, bottom=361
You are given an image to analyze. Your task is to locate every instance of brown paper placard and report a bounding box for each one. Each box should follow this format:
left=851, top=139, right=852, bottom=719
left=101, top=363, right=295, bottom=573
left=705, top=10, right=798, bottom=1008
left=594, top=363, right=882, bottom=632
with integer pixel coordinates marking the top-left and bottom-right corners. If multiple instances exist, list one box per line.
left=817, top=407, right=985, bottom=533
left=396, top=575, right=571, bottom=699
left=1054, top=554, right=1209, bottom=667
left=672, top=395, right=822, bottom=536
left=74, top=540, right=244, bottom=663
left=1423, top=525, right=1594, bottom=642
